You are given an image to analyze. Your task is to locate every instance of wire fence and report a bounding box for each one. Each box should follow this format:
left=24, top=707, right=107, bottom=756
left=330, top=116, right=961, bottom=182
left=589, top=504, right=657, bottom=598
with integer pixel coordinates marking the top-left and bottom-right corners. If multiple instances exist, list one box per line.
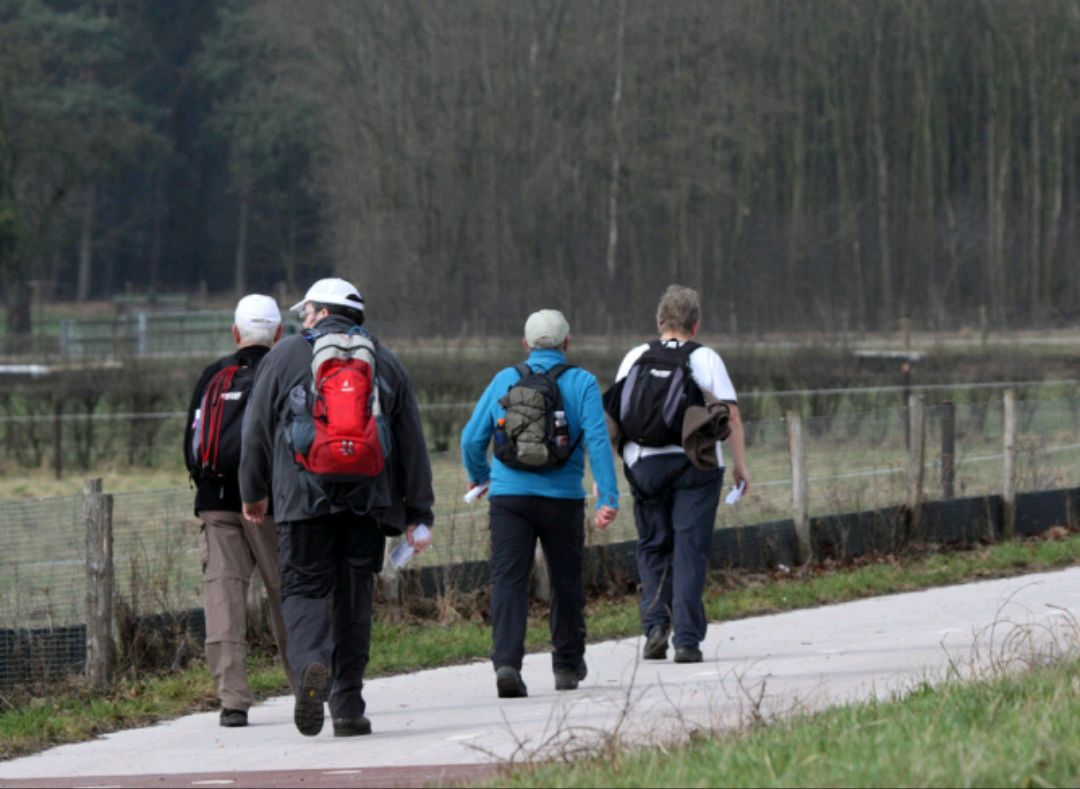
left=2, top=379, right=1075, bottom=477
left=1, top=392, right=1078, bottom=686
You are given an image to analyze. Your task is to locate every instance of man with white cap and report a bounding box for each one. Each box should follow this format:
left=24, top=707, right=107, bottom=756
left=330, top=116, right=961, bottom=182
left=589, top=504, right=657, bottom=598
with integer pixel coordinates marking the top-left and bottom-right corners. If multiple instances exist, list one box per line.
left=240, top=277, right=434, bottom=737
left=461, top=309, right=619, bottom=698
left=183, top=294, right=292, bottom=728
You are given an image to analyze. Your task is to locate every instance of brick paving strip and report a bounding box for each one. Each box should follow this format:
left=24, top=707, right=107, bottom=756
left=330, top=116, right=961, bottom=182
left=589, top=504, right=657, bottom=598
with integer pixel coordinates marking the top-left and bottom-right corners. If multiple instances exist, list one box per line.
left=0, top=762, right=506, bottom=789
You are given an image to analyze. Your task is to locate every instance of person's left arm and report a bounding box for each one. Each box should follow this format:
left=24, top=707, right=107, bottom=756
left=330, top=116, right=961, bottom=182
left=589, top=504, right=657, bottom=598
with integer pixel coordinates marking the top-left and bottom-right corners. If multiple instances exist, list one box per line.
left=388, top=360, right=436, bottom=532
left=576, top=371, right=620, bottom=522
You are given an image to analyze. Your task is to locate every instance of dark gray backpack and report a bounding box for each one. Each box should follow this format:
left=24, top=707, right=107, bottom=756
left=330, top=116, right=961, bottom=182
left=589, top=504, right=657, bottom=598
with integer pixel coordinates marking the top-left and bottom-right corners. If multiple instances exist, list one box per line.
left=493, top=363, right=579, bottom=470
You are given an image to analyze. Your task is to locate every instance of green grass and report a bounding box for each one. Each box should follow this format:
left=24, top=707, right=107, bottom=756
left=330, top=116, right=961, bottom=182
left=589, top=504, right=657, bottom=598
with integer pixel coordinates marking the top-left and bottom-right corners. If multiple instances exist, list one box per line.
left=496, top=659, right=1080, bottom=788
left=2, top=532, right=1079, bottom=761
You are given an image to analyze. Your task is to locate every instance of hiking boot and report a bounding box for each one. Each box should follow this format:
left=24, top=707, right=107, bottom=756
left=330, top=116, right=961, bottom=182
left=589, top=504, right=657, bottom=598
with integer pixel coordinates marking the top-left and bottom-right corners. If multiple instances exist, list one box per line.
left=495, top=666, right=528, bottom=698
left=219, top=708, right=248, bottom=727
left=553, top=662, right=588, bottom=691
left=643, top=625, right=669, bottom=660
left=294, top=663, right=328, bottom=736
left=333, top=716, right=373, bottom=737
left=674, top=645, right=703, bottom=664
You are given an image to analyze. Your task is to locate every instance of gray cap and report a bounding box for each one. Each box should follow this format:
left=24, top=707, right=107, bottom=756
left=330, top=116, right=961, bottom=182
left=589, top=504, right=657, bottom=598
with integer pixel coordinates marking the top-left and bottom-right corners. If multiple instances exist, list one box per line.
left=524, top=309, right=570, bottom=349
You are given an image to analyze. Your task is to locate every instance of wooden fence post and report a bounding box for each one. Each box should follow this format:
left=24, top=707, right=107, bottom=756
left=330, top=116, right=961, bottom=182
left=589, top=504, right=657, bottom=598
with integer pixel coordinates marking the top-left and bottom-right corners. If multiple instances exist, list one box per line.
left=907, top=396, right=926, bottom=541
left=1002, top=389, right=1017, bottom=538
left=530, top=544, right=551, bottom=601
left=786, top=411, right=811, bottom=565
left=83, top=478, right=115, bottom=692
left=52, top=399, right=63, bottom=481
left=377, top=540, right=404, bottom=620
left=940, top=400, right=956, bottom=500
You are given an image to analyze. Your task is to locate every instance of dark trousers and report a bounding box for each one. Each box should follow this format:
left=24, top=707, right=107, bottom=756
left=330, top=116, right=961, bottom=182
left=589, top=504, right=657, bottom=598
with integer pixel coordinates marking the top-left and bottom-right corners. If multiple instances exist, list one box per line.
left=489, top=495, right=586, bottom=673
left=277, top=512, right=384, bottom=721
left=628, top=455, right=722, bottom=649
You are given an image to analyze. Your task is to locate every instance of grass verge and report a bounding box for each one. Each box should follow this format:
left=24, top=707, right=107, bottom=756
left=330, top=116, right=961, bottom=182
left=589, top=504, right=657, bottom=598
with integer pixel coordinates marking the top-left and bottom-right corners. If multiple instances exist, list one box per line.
left=495, top=659, right=1080, bottom=788
left=1, top=532, right=1078, bottom=760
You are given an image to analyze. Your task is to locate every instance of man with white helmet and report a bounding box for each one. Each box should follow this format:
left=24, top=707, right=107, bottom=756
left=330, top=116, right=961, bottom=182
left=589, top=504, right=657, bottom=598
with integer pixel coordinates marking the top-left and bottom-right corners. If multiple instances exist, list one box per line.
left=240, top=277, right=434, bottom=738
left=184, top=294, right=292, bottom=727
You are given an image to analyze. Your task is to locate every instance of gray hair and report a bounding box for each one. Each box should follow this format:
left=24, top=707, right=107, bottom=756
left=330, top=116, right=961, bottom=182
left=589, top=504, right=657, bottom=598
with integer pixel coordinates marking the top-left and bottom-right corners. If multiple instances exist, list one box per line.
left=656, top=285, right=701, bottom=333
left=235, top=322, right=278, bottom=347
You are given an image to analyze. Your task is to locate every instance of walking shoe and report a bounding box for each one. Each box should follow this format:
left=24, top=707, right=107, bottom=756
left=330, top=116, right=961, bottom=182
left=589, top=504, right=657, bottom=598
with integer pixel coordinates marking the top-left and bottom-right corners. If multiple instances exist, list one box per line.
left=333, top=716, right=373, bottom=737
left=673, top=645, right=703, bottom=663
left=294, top=662, right=329, bottom=736
left=495, top=666, right=528, bottom=698
left=219, top=708, right=248, bottom=727
left=553, top=662, right=588, bottom=691
left=643, top=624, right=670, bottom=660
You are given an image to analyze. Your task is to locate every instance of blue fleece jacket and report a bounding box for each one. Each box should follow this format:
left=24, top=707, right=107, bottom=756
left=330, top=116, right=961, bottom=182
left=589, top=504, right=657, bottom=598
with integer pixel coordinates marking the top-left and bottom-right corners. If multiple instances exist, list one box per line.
left=461, top=349, right=619, bottom=510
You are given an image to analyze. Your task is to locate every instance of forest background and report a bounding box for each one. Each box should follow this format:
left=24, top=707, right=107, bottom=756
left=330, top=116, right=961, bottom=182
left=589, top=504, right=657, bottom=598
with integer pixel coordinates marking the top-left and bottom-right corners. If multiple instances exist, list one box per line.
left=1, top=0, right=1079, bottom=339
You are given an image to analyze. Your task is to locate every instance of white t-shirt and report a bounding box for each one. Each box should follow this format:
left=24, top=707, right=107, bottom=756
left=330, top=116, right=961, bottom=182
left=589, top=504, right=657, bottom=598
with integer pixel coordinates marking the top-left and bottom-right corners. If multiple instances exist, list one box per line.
left=615, top=340, right=737, bottom=468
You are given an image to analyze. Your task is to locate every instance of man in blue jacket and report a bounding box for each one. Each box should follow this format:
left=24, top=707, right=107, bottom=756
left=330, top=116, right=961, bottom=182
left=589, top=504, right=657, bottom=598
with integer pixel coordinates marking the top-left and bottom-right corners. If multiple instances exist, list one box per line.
left=462, top=309, right=619, bottom=698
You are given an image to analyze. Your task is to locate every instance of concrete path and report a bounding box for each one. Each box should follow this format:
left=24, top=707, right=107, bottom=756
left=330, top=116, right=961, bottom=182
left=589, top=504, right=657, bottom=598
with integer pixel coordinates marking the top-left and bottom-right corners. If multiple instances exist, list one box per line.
left=2, top=567, right=1079, bottom=788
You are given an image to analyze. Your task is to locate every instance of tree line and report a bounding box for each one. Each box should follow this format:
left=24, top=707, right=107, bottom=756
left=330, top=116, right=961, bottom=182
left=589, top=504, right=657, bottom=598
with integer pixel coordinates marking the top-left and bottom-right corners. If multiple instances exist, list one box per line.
left=2, top=0, right=1078, bottom=338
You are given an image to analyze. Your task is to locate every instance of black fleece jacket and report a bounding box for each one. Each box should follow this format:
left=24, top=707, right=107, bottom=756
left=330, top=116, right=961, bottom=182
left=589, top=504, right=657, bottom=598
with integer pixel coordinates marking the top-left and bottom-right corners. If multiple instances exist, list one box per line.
left=238, top=315, right=435, bottom=532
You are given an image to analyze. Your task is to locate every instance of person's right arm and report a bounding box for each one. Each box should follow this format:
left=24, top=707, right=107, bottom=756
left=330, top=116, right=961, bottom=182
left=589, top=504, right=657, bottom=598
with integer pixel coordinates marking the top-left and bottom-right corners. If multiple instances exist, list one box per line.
left=460, top=372, right=505, bottom=487
left=724, top=403, right=751, bottom=493
left=695, top=348, right=751, bottom=493
left=239, top=346, right=284, bottom=515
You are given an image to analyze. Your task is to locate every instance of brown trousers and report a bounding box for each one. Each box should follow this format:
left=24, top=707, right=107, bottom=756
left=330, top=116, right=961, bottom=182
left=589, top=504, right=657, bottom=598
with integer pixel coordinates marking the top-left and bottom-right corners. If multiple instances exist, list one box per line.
left=199, top=510, right=293, bottom=711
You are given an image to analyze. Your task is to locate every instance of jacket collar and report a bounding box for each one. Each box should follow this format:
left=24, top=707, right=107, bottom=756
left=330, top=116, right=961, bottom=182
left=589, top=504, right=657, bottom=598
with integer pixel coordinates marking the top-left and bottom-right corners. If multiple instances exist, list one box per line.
left=525, top=347, right=567, bottom=370
left=235, top=344, right=271, bottom=365
left=311, top=314, right=364, bottom=336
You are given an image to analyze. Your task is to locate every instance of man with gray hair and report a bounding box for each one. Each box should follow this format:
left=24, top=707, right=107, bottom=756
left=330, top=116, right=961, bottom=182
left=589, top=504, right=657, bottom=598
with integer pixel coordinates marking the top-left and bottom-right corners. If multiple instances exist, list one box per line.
left=461, top=309, right=619, bottom=698
left=608, top=285, right=751, bottom=664
left=184, top=294, right=292, bottom=727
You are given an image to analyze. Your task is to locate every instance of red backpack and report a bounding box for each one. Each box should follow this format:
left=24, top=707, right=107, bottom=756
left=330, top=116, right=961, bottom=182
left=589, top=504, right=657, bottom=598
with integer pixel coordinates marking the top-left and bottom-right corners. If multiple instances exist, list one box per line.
left=287, top=327, right=391, bottom=513
left=190, top=361, right=257, bottom=478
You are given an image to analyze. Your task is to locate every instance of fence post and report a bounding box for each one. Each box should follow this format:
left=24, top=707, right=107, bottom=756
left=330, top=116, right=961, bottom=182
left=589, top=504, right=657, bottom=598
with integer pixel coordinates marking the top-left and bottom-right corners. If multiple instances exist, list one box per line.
left=377, top=549, right=403, bottom=620
left=136, top=310, right=148, bottom=357
left=530, top=544, right=551, bottom=601
left=52, top=398, right=63, bottom=481
left=59, top=319, right=71, bottom=356
left=1002, top=389, right=1017, bottom=538
left=907, top=396, right=926, bottom=541
left=83, top=478, right=115, bottom=692
left=786, top=411, right=811, bottom=565
left=940, top=400, right=956, bottom=499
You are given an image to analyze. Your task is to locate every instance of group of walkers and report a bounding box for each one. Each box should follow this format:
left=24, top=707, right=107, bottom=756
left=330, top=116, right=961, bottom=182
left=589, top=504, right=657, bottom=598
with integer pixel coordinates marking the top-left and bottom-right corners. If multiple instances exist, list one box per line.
left=184, top=277, right=750, bottom=737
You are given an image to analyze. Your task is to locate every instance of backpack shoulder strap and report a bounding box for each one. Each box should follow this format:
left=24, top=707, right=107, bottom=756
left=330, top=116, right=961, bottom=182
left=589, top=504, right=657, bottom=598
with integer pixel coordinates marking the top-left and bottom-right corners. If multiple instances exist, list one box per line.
left=513, top=362, right=531, bottom=380
left=545, top=363, right=574, bottom=380
left=675, top=340, right=702, bottom=360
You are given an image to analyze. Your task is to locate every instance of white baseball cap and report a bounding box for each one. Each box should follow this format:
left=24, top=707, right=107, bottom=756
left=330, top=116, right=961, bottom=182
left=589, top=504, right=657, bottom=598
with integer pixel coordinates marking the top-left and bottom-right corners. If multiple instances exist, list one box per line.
left=524, top=309, right=570, bottom=349
left=289, top=277, right=365, bottom=313
left=233, top=294, right=281, bottom=332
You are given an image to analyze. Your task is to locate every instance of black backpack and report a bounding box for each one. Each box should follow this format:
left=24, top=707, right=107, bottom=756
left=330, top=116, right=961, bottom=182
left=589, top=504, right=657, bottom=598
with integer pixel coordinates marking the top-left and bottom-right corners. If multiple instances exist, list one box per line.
left=612, top=341, right=703, bottom=447
left=494, top=363, right=580, bottom=470
left=191, top=361, right=258, bottom=479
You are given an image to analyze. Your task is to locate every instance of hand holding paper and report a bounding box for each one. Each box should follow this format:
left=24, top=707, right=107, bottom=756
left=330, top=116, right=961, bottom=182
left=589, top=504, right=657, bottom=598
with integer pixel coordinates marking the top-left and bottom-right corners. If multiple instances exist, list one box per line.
left=725, top=480, right=746, bottom=505
left=463, top=482, right=490, bottom=503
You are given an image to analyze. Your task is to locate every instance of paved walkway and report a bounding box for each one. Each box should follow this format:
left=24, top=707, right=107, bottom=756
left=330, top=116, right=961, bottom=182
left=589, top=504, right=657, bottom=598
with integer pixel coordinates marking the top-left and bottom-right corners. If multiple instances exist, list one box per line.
left=2, top=567, right=1079, bottom=788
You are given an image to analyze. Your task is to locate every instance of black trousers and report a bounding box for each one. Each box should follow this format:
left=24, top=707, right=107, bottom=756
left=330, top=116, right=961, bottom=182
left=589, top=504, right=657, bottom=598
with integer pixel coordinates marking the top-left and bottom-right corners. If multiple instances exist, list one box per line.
left=277, top=512, right=384, bottom=720
left=489, top=495, right=586, bottom=673
left=627, top=455, right=722, bottom=649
